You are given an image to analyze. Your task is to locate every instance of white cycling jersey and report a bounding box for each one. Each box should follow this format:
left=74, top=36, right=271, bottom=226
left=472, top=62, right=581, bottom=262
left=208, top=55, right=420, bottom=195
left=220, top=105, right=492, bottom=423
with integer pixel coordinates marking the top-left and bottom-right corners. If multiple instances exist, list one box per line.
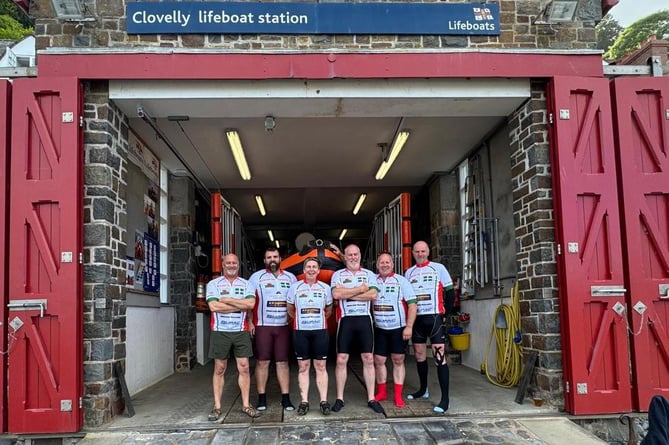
left=373, top=273, right=417, bottom=330
left=205, top=275, right=255, bottom=332
left=287, top=280, right=333, bottom=330
left=404, top=261, right=453, bottom=316
left=330, top=267, right=379, bottom=319
left=248, top=268, right=297, bottom=326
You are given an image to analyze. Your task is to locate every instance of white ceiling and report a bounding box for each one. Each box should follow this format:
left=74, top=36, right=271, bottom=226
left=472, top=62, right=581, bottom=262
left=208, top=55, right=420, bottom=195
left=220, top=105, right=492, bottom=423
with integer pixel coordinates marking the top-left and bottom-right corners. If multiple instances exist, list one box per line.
left=111, top=78, right=529, bottom=250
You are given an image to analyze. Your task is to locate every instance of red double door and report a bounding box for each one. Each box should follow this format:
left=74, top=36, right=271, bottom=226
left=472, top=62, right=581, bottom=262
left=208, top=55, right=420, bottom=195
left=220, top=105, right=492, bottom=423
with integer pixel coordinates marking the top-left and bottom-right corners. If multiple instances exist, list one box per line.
left=550, top=76, right=669, bottom=414
left=0, top=73, right=668, bottom=432
left=0, top=78, right=83, bottom=433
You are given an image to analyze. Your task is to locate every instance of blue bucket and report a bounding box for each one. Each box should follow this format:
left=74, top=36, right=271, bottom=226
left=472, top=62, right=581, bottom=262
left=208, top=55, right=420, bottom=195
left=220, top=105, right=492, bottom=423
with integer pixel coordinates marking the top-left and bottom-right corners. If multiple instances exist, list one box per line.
left=448, top=326, right=464, bottom=335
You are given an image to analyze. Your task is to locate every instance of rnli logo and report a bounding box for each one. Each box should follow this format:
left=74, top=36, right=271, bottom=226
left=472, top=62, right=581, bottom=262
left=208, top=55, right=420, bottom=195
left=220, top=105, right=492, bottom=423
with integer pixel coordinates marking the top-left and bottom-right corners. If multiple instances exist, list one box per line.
left=473, top=7, right=493, bottom=20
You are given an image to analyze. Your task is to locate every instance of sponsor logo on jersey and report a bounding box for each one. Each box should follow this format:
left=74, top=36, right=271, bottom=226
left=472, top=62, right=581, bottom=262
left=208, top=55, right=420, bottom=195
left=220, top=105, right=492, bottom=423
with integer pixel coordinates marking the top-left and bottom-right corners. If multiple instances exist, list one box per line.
left=373, top=305, right=394, bottom=312
left=267, top=301, right=287, bottom=307
left=416, top=294, right=431, bottom=301
left=300, top=308, right=321, bottom=314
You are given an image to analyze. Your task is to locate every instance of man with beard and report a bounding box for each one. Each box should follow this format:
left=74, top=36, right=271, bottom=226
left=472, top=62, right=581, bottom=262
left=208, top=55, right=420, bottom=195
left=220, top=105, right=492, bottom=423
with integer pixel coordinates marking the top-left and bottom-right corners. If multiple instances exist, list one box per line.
left=249, top=247, right=297, bottom=411
left=330, top=244, right=384, bottom=414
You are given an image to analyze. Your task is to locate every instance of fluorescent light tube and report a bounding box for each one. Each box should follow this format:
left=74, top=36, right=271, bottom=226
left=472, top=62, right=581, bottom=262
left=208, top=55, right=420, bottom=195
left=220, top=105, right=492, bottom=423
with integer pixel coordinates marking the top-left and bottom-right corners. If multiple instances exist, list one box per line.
left=375, top=130, right=410, bottom=180
left=339, top=229, right=348, bottom=241
left=267, top=230, right=274, bottom=242
left=255, top=195, right=266, bottom=216
left=352, top=193, right=367, bottom=215
left=226, top=130, right=252, bottom=180
left=275, top=240, right=280, bottom=248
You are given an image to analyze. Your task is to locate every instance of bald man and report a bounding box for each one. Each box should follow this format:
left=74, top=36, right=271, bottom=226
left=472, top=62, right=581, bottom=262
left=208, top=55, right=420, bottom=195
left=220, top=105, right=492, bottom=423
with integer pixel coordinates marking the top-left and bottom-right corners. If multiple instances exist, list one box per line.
left=404, top=241, right=455, bottom=413
left=206, top=253, right=260, bottom=421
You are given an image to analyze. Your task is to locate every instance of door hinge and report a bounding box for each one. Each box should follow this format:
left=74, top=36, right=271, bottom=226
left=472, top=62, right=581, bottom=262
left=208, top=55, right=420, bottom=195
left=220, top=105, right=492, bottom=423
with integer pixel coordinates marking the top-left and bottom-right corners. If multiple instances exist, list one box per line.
left=565, top=381, right=570, bottom=393
left=79, top=252, right=84, bottom=264
left=79, top=397, right=83, bottom=409
left=548, top=112, right=554, bottom=124
left=79, top=116, right=84, bottom=128
left=556, top=243, right=561, bottom=255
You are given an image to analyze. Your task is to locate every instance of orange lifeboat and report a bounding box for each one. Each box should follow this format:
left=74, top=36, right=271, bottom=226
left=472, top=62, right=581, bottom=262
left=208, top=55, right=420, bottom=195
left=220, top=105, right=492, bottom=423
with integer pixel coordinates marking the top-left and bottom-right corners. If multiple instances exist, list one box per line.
left=280, top=239, right=344, bottom=284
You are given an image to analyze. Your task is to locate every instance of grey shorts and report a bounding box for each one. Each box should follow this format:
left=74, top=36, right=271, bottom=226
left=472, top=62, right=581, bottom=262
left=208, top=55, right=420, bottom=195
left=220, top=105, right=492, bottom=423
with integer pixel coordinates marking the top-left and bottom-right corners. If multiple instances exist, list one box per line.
left=208, top=331, right=253, bottom=360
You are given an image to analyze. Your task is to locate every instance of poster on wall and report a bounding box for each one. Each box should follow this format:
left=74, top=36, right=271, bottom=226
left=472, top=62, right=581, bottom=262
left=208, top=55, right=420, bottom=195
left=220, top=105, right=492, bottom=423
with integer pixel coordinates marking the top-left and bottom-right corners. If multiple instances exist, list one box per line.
left=133, top=230, right=146, bottom=291
left=126, top=255, right=135, bottom=287
left=128, top=130, right=160, bottom=184
left=143, top=233, right=160, bottom=292
left=145, top=188, right=158, bottom=239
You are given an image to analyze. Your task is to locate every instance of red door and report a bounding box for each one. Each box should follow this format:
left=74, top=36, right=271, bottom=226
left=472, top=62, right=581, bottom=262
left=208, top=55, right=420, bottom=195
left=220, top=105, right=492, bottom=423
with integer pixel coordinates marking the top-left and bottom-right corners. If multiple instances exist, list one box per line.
left=549, top=77, right=632, bottom=414
left=7, top=78, right=83, bottom=433
left=0, top=79, right=11, bottom=433
left=613, top=76, right=669, bottom=411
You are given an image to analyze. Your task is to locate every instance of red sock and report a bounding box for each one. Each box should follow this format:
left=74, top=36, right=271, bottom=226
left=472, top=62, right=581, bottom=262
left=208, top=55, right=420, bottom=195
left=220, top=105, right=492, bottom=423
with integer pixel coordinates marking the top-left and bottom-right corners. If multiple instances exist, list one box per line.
left=375, top=382, right=388, bottom=401
left=394, top=384, right=405, bottom=407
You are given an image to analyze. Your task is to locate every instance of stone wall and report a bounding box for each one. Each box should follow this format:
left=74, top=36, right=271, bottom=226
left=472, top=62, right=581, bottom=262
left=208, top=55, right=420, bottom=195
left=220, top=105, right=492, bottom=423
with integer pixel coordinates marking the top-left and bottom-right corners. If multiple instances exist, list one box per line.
left=82, top=81, right=129, bottom=426
left=508, top=81, right=562, bottom=406
left=169, top=176, right=197, bottom=373
left=31, top=0, right=602, bottom=52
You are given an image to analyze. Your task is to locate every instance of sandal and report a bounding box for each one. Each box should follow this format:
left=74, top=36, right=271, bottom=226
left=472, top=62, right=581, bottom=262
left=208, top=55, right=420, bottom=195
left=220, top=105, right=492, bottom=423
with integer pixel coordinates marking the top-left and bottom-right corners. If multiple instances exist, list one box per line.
left=208, top=407, right=222, bottom=421
left=241, top=406, right=261, bottom=418
left=297, top=402, right=309, bottom=416
left=320, top=401, right=331, bottom=415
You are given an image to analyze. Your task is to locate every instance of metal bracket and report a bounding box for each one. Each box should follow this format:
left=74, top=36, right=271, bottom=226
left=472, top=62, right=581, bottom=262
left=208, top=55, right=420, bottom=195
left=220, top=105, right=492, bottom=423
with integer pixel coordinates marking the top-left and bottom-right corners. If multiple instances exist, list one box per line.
left=633, top=301, right=647, bottom=315
left=8, top=299, right=47, bottom=317
left=612, top=302, right=625, bottom=316
left=659, top=284, right=669, bottom=299
left=591, top=286, right=626, bottom=297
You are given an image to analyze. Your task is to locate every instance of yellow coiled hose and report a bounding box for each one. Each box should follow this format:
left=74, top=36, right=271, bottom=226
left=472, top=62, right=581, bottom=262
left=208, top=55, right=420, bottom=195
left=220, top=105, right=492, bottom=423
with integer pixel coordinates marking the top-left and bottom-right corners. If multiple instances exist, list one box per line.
left=483, top=281, right=523, bottom=388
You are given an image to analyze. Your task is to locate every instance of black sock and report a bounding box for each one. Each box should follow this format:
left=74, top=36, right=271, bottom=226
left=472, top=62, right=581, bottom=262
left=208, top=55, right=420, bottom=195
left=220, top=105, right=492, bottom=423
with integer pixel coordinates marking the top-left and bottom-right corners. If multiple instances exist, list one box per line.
left=436, top=362, right=450, bottom=409
left=417, top=360, right=428, bottom=392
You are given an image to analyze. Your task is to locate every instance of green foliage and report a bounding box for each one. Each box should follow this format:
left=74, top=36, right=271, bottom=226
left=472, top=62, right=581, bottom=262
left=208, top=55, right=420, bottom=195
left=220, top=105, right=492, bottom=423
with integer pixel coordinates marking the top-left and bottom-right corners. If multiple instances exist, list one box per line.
left=0, top=14, right=33, bottom=40
left=604, top=10, right=669, bottom=61
left=0, top=0, right=32, bottom=28
left=595, top=15, right=623, bottom=51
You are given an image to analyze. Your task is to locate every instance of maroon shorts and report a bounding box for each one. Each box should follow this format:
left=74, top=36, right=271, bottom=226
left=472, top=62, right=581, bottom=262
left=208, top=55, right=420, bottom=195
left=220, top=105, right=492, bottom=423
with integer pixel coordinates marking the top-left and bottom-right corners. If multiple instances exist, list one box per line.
left=254, top=325, right=291, bottom=362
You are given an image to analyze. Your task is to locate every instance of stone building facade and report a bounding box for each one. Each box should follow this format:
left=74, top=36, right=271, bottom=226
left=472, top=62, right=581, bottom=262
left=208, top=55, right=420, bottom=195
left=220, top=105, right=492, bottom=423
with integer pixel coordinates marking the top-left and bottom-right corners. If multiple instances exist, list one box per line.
left=23, top=0, right=613, bottom=426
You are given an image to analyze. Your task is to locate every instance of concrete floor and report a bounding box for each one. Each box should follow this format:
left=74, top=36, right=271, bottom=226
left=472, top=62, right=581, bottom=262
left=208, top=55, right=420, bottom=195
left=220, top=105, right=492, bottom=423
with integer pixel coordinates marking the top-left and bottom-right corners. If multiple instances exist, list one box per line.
left=96, top=356, right=557, bottom=432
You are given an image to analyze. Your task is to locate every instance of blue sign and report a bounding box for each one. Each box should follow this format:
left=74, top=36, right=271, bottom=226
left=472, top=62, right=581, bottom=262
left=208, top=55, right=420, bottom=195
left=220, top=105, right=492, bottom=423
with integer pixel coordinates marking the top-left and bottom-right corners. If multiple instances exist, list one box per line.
left=126, top=2, right=499, bottom=36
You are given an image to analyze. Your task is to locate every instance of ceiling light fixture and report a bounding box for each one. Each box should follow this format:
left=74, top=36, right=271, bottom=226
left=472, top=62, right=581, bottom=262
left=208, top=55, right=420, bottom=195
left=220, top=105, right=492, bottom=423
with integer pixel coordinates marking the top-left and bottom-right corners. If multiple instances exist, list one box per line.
left=275, top=240, right=280, bottom=248
left=267, top=230, right=274, bottom=242
left=375, top=130, right=411, bottom=180
left=352, top=193, right=367, bottom=215
left=226, top=129, right=252, bottom=180
left=255, top=195, right=266, bottom=216
left=339, top=229, right=348, bottom=241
